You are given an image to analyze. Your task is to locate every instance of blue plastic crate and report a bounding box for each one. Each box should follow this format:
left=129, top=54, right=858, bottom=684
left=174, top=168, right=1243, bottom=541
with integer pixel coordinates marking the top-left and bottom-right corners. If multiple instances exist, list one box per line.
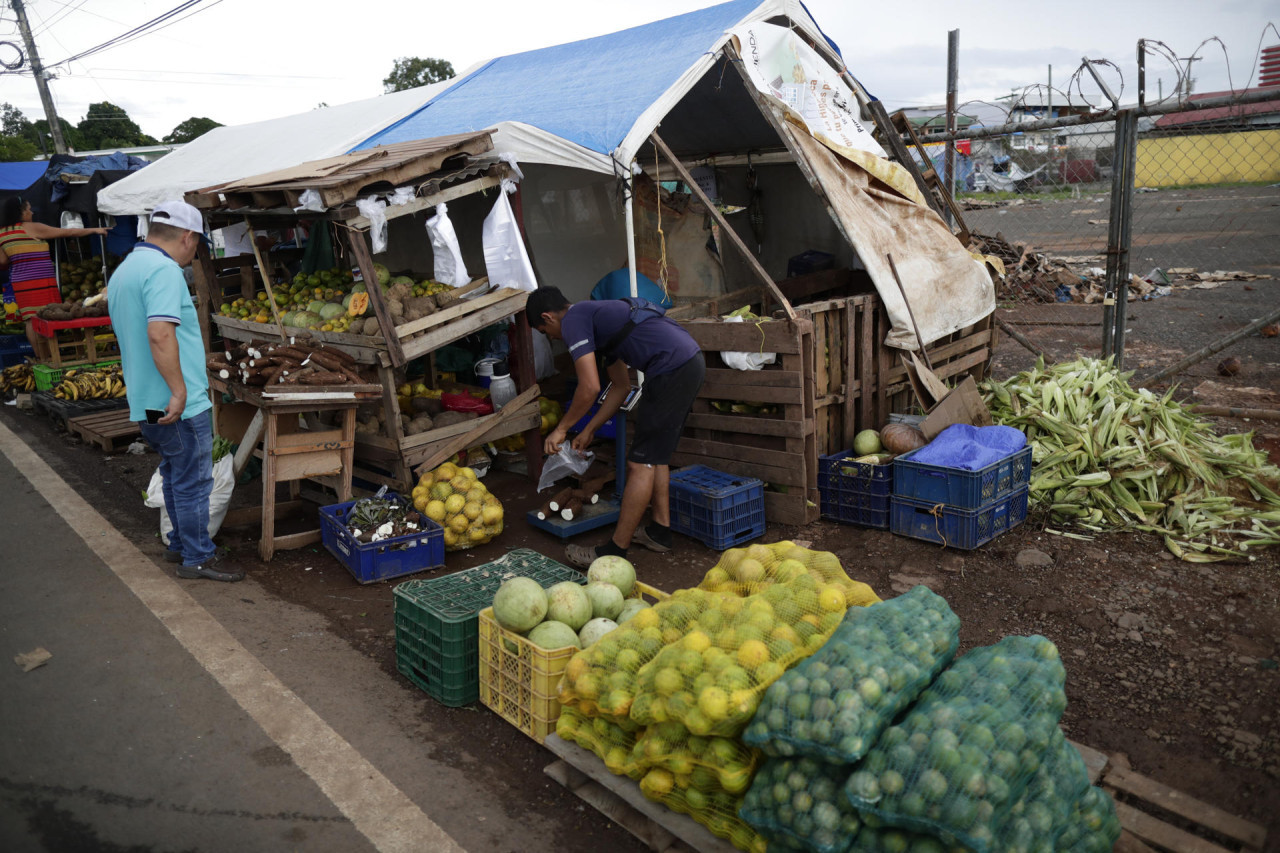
left=319, top=493, right=445, bottom=584
left=567, top=403, right=617, bottom=439
left=669, top=465, right=765, bottom=550
left=890, top=487, right=1029, bottom=550
left=0, top=334, right=33, bottom=368
left=892, top=445, right=1033, bottom=510
left=819, top=450, right=892, bottom=528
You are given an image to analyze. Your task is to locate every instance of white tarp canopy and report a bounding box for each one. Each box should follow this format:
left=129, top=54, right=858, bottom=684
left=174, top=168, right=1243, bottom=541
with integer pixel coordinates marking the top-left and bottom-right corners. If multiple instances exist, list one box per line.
left=95, top=78, right=461, bottom=216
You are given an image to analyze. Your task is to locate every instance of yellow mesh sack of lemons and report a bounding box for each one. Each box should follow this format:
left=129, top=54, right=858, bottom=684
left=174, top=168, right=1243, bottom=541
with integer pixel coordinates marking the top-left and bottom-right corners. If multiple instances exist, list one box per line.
left=635, top=753, right=769, bottom=853
left=555, top=706, right=643, bottom=779
left=411, top=461, right=504, bottom=551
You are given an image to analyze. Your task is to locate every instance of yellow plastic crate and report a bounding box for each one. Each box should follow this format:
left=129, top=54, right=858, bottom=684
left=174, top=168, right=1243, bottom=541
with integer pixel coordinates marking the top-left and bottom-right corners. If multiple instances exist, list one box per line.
left=478, top=581, right=668, bottom=743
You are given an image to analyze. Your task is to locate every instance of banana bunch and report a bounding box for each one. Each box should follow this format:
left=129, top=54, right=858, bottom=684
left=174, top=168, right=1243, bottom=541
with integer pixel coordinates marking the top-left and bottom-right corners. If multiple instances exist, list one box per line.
left=53, top=364, right=127, bottom=401
left=0, top=363, right=35, bottom=393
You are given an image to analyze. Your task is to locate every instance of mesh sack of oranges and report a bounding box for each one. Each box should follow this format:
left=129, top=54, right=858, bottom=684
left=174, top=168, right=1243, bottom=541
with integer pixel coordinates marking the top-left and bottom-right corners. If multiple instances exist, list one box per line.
left=554, top=705, right=642, bottom=779
left=742, top=585, right=960, bottom=765
left=411, top=461, right=503, bottom=551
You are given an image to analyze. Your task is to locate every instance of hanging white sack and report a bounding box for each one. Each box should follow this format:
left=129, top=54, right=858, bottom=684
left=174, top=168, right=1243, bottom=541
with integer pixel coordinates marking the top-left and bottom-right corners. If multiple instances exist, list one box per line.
left=482, top=178, right=538, bottom=292
left=144, top=455, right=236, bottom=546
left=425, top=203, right=470, bottom=287
left=355, top=196, right=389, bottom=254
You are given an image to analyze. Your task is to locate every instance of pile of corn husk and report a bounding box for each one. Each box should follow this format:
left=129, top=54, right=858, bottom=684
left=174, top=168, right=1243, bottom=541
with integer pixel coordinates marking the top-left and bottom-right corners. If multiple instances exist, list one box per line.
left=983, top=357, right=1280, bottom=561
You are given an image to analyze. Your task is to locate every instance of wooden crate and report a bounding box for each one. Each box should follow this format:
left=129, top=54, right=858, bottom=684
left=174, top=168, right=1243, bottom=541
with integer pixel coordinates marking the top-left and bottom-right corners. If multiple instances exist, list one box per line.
left=673, top=316, right=818, bottom=526
left=1071, top=740, right=1268, bottom=853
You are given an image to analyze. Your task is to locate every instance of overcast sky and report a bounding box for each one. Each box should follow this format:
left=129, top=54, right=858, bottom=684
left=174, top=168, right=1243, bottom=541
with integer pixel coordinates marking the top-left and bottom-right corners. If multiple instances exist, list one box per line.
left=0, top=0, right=1276, bottom=146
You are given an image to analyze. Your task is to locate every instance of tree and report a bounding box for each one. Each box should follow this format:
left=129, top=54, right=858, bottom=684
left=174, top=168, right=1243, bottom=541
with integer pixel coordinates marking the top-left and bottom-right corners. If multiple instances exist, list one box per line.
left=31, top=118, right=84, bottom=153
left=1, top=102, right=32, bottom=138
left=383, top=57, right=454, bottom=93
left=0, top=135, right=39, bottom=161
left=76, top=101, right=155, bottom=150
left=163, top=116, right=223, bottom=144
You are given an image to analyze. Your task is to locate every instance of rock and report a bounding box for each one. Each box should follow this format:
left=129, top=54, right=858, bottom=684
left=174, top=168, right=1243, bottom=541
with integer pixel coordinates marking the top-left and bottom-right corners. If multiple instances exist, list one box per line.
left=1016, top=548, right=1054, bottom=568
left=1076, top=611, right=1108, bottom=632
left=1234, top=730, right=1263, bottom=747
left=939, top=553, right=965, bottom=574
left=889, top=572, right=942, bottom=594
left=1116, top=612, right=1145, bottom=630
left=1128, top=630, right=1144, bottom=642
left=1145, top=728, right=1161, bottom=740
left=1082, top=547, right=1109, bottom=563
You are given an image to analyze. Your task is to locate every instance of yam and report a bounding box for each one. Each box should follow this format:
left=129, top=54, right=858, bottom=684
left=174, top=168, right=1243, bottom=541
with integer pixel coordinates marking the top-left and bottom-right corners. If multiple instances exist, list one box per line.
left=403, top=296, right=437, bottom=322
left=362, top=316, right=381, bottom=337
left=388, top=299, right=405, bottom=321
left=432, top=410, right=476, bottom=428
left=406, top=415, right=435, bottom=435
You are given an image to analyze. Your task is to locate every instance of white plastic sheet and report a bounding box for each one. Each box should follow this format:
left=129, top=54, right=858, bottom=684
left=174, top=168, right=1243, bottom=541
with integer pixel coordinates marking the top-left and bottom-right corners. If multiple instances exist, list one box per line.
left=355, top=197, right=389, bottom=254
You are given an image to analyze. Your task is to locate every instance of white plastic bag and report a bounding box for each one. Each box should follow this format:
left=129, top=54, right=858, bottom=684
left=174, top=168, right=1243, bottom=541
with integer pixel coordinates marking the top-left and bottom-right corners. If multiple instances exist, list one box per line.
left=533, top=329, right=556, bottom=380
left=425, top=203, right=470, bottom=287
left=144, top=455, right=235, bottom=546
left=355, top=196, right=389, bottom=254
left=293, top=189, right=326, bottom=213
left=482, top=178, right=538, bottom=292
left=537, top=444, right=594, bottom=493
left=719, top=314, right=777, bottom=370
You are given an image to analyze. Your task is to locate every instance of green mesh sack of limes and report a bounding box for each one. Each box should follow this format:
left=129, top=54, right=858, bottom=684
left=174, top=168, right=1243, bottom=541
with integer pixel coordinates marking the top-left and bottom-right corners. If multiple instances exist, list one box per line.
left=1054, top=785, right=1121, bottom=853
left=743, top=586, right=960, bottom=764
left=739, top=754, right=865, bottom=853
left=847, top=729, right=1099, bottom=853
left=554, top=705, right=643, bottom=779
left=844, top=635, right=1068, bottom=853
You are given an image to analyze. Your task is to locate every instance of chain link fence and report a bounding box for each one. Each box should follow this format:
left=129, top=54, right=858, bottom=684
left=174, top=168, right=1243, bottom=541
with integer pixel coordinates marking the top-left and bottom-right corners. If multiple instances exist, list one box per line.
left=912, top=94, right=1280, bottom=392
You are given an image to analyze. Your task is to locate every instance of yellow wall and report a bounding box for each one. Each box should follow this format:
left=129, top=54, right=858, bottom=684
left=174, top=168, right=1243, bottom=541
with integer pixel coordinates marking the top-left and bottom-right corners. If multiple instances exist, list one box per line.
left=1137, top=129, right=1280, bottom=187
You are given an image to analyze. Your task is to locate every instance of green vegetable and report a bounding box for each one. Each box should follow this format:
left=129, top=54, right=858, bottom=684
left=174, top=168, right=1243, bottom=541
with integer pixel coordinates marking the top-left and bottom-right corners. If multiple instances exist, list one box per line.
left=211, top=435, right=235, bottom=464
left=983, top=357, right=1280, bottom=561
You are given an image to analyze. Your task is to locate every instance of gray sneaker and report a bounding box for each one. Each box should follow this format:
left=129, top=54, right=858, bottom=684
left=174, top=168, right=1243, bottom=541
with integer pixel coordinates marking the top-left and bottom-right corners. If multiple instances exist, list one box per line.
left=631, top=525, right=672, bottom=553
left=177, top=554, right=245, bottom=583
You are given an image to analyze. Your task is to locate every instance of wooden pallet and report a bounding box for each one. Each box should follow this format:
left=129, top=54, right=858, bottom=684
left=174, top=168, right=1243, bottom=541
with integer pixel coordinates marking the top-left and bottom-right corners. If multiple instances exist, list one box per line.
left=546, top=733, right=1266, bottom=853
left=67, top=407, right=140, bottom=451
left=544, top=735, right=734, bottom=853
left=1071, top=740, right=1267, bottom=853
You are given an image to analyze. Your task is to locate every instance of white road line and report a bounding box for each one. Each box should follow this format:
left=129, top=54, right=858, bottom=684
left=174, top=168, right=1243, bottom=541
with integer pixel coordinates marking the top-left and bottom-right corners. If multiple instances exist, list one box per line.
left=0, top=420, right=464, bottom=853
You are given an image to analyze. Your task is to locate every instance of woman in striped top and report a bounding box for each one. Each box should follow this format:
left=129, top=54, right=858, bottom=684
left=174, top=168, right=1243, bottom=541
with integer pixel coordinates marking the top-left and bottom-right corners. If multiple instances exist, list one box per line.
left=0, top=196, right=109, bottom=347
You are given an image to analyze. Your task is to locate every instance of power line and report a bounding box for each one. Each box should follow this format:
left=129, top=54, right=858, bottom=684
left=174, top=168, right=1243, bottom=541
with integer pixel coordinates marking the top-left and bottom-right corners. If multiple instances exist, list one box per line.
left=45, top=0, right=210, bottom=69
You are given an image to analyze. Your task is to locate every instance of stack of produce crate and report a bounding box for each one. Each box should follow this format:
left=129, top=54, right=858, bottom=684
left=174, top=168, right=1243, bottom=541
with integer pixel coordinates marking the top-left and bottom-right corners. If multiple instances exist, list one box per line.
left=889, top=445, right=1033, bottom=549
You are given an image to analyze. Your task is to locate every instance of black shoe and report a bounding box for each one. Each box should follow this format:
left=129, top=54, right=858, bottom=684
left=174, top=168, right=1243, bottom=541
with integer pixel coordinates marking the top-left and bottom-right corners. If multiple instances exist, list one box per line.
left=176, top=555, right=244, bottom=583
left=632, top=524, right=672, bottom=554
left=164, top=550, right=183, bottom=563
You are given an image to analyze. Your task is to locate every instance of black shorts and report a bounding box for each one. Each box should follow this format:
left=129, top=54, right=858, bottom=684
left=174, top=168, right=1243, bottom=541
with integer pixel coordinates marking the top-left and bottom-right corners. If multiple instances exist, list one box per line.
left=628, top=352, right=705, bottom=466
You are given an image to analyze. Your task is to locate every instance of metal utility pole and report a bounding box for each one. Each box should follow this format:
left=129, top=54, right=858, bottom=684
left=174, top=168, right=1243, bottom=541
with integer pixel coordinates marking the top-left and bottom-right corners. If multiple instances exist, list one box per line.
left=1180, top=56, right=1201, bottom=98
left=944, top=29, right=958, bottom=224
left=11, top=0, right=67, bottom=154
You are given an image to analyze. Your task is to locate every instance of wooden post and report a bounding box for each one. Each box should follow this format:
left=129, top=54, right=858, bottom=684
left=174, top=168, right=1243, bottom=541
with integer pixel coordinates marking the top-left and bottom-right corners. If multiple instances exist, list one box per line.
left=511, top=311, right=544, bottom=483
left=245, top=216, right=288, bottom=342
left=648, top=132, right=796, bottom=320
left=191, top=240, right=219, bottom=354
left=858, top=298, right=874, bottom=433
left=344, top=226, right=407, bottom=367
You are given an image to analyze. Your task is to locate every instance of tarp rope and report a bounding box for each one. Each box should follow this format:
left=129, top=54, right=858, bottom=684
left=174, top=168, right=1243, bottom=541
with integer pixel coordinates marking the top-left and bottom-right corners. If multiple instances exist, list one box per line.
left=653, top=143, right=670, bottom=298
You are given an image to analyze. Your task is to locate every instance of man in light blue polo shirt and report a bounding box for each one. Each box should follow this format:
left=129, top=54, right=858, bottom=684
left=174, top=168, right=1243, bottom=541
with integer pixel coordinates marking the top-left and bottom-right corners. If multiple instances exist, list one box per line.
left=108, top=200, right=242, bottom=583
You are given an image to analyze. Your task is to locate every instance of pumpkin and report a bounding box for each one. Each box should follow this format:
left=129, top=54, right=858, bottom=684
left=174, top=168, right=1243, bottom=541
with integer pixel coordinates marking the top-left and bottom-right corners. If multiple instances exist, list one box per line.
left=880, top=423, right=928, bottom=455
left=348, top=292, right=369, bottom=317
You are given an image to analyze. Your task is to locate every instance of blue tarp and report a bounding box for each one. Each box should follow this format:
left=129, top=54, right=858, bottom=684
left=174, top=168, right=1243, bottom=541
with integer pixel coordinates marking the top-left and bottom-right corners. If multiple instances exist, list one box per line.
left=0, top=161, right=46, bottom=191
left=908, top=424, right=1027, bottom=472
left=46, top=152, right=149, bottom=202
left=355, top=0, right=760, bottom=156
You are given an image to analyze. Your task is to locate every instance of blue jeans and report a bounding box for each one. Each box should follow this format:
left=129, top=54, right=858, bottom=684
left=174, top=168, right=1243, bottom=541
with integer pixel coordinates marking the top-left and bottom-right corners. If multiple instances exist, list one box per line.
left=140, top=410, right=215, bottom=567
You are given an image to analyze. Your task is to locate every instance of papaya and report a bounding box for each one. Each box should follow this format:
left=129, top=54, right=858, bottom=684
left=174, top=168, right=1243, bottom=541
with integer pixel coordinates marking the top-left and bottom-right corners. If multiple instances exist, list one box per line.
left=348, top=292, right=369, bottom=317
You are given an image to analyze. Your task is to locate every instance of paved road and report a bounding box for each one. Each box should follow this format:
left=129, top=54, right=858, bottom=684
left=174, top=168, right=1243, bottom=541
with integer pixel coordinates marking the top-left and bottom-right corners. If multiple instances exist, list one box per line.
left=0, top=419, right=644, bottom=853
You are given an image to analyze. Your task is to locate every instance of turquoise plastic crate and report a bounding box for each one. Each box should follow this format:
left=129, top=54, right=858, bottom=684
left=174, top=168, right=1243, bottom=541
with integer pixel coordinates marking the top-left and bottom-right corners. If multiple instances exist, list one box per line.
left=890, top=486, right=1029, bottom=550
left=391, top=550, right=584, bottom=707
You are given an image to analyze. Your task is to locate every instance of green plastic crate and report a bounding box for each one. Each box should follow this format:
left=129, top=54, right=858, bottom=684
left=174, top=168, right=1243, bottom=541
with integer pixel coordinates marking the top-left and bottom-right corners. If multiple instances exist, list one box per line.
left=391, top=549, right=584, bottom=707
left=33, top=359, right=122, bottom=391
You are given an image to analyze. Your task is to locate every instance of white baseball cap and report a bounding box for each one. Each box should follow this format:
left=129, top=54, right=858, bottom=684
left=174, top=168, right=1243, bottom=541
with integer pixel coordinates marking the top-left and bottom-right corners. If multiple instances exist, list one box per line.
left=149, top=200, right=204, bottom=234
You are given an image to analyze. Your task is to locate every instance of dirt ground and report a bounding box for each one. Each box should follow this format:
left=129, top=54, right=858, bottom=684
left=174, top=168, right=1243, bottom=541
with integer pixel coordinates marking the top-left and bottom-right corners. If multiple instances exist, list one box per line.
left=5, top=384, right=1278, bottom=851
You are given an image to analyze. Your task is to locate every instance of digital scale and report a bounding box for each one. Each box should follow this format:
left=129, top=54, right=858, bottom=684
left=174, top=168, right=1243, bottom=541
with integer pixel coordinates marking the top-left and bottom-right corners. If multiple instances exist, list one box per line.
left=525, top=384, right=640, bottom=540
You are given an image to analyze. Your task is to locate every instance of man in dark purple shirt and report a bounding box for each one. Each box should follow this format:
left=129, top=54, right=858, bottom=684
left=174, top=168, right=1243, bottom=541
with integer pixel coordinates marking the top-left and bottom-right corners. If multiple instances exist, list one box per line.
left=527, top=286, right=705, bottom=569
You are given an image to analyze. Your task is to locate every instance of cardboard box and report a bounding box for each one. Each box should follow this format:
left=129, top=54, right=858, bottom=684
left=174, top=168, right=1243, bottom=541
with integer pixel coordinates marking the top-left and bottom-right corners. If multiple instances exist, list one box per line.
left=901, top=352, right=992, bottom=440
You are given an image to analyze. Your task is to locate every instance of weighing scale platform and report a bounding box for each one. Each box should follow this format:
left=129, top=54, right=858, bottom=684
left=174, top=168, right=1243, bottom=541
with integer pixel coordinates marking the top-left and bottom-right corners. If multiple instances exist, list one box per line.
left=526, top=496, right=622, bottom=540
